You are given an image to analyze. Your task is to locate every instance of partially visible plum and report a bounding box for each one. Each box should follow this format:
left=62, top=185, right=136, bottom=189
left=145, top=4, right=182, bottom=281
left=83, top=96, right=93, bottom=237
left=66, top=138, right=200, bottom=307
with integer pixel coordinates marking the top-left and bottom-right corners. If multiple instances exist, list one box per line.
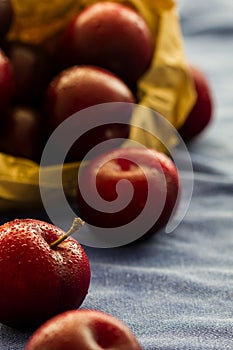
left=0, top=106, right=45, bottom=162
left=179, top=64, right=213, bottom=141
left=60, top=2, right=154, bottom=85
left=4, top=42, right=53, bottom=106
left=0, top=49, right=14, bottom=114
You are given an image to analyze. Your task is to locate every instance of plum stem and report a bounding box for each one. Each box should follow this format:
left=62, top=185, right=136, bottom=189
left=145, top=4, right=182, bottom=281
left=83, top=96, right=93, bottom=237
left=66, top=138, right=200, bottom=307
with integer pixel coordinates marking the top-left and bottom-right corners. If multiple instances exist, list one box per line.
left=50, top=218, right=85, bottom=249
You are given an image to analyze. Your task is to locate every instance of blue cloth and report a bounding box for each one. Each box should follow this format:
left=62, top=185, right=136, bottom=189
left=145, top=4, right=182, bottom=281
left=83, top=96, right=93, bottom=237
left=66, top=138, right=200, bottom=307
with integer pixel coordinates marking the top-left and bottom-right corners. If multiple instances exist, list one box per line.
left=1, top=1, right=233, bottom=349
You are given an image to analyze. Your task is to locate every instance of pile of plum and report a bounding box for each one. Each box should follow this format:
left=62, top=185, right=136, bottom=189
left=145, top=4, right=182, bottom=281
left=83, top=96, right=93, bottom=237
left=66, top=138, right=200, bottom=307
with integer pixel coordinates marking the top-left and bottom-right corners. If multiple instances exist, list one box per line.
left=0, top=1, right=156, bottom=163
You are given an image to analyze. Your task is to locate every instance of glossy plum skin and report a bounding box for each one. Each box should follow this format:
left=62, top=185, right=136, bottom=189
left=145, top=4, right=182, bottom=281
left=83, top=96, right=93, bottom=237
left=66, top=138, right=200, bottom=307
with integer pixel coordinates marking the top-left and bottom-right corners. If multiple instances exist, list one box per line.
left=77, top=147, right=180, bottom=239
left=24, top=309, right=143, bottom=350
left=0, top=49, right=14, bottom=114
left=0, top=219, right=90, bottom=328
left=179, top=64, right=213, bottom=141
left=44, top=65, right=135, bottom=162
left=60, top=2, right=154, bottom=85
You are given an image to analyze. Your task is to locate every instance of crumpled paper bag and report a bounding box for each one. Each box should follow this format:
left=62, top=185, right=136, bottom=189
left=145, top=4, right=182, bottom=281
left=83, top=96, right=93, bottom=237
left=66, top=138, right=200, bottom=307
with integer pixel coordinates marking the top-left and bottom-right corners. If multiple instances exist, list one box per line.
left=1, top=0, right=196, bottom=211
